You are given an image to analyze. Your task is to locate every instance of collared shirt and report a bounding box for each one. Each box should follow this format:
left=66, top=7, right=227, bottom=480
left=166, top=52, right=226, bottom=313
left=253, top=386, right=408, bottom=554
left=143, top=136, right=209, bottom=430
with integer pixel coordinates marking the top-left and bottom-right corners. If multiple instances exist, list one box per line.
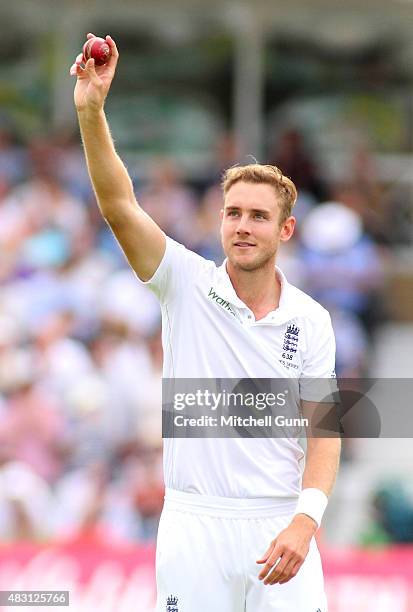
left=142, top=237, right=336, bottom=498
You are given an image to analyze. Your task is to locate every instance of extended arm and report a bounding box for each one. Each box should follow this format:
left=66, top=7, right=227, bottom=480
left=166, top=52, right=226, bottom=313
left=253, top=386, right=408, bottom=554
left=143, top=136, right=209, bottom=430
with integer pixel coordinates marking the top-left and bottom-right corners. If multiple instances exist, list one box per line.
left=70, top=33, right=165, bottom=281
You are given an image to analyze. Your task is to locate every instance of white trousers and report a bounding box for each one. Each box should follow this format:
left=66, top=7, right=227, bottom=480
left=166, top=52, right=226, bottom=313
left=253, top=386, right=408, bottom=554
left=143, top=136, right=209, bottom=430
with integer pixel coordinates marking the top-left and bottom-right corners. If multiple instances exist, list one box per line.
left=156, top=488, right=328, bottom=612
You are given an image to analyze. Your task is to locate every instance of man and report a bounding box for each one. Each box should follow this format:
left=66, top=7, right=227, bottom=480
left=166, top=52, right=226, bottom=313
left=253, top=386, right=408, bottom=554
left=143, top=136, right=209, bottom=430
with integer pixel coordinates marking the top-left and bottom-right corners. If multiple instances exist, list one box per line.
left=70, top=34, right=341, bottom=612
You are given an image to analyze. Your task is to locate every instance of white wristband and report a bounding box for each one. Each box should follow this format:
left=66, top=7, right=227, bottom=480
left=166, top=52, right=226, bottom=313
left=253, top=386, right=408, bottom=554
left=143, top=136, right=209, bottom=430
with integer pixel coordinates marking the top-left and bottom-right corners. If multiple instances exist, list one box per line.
left=294, top=488, right=328, bottom=528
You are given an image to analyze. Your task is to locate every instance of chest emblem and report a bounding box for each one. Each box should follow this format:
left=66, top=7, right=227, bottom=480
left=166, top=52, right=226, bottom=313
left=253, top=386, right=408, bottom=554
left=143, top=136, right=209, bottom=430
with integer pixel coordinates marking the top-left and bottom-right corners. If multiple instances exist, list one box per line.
left=280, top=323, right=300, bottom=369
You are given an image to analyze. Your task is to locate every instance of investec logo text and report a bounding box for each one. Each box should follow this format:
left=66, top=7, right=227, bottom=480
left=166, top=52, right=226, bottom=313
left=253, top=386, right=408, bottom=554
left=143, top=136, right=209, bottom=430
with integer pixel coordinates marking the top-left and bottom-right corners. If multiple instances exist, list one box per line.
left=208, top=287, right=236, bottom=317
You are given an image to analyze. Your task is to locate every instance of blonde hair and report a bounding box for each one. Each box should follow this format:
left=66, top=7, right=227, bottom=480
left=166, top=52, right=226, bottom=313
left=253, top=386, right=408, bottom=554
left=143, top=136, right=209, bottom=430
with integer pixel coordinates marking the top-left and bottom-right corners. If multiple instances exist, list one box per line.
left=221, top=163, right=298, bottom=224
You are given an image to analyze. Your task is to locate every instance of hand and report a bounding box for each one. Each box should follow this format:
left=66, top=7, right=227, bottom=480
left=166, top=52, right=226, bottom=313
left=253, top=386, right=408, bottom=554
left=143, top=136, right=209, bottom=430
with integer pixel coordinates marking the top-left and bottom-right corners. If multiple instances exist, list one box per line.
left=69, top=33, right=119, bottom=113
left=256, top=514, right=317, bottom=585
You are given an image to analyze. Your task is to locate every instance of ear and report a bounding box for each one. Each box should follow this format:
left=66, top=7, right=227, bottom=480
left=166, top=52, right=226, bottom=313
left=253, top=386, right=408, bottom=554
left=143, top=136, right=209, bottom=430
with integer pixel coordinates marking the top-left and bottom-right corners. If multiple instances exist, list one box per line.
left=220, top=208, right=224, bottom=220
left=280, top=216, right=296, bottom=242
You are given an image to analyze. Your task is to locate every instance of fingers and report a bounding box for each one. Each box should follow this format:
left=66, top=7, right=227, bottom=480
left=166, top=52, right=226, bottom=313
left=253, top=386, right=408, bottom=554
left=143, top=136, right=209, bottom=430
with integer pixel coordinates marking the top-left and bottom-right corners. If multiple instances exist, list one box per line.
left=69, top=64, right=81, bottom=77
left=256, top=541, right=275, bottom=565
left=258, top=544, right=282, bottom=581
left=84, top=58, right=101, bottom=85
left=87, top=32, right=97, bottom=39
left=104, top=35, right=119, bottom=70
left=261, top=550, right=305, bottom=586
left=69, top=53, right=84, bottom=77
left=278, top=560, right=301, bottom=585
left=105, top=35, right=119, bottom=58
left=265, top=555, right=296, bottom=585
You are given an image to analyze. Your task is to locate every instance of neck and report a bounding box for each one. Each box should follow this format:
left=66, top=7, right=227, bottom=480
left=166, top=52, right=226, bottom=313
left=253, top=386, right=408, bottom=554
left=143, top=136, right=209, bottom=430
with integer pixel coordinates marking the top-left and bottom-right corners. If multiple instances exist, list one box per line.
left=226, top=257, right=281, bottom=320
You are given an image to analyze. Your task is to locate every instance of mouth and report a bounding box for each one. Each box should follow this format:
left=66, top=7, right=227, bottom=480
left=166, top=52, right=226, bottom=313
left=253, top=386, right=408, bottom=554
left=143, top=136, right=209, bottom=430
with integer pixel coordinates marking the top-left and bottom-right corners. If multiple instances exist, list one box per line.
left=233, top=242, right=256, bottom=248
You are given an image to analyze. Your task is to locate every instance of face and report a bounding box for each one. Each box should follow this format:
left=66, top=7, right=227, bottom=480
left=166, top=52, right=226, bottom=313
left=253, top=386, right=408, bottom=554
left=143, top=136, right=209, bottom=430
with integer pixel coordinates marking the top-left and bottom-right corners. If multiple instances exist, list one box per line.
left=220, top=181, right=295, bottom=272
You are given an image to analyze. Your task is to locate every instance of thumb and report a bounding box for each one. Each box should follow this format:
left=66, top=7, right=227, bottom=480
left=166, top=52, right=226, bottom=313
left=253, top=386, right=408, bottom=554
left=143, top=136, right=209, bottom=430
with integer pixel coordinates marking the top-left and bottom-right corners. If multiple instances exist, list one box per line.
left=84, top=58, right=101, bottom=84
left=256, top=540, right=276, bottom=564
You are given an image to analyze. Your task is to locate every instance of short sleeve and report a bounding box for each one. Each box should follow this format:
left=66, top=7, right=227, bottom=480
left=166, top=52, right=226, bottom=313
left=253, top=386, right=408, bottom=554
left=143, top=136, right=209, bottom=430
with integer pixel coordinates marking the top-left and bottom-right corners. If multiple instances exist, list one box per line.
left=300, top=309, right=337, bottom=402
left=137, top=236, right=211, bottom=305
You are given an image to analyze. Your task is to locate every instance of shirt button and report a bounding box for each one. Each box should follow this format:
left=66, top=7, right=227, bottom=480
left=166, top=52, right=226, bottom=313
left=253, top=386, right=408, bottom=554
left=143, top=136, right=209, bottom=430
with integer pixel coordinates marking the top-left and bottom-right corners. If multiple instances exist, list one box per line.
left=248, top=315, right=252, bottom=319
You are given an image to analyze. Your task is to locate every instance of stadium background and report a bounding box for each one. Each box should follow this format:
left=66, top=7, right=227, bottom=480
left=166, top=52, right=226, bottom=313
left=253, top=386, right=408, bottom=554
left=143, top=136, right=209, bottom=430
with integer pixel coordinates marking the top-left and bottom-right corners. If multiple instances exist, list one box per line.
left=1, top=0, right=413, bottom=610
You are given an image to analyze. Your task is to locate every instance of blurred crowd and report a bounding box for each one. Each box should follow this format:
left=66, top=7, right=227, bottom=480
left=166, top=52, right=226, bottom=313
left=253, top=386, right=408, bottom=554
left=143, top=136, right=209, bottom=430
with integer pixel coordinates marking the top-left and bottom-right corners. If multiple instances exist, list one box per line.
left=0, top=124, right=408, bottom=545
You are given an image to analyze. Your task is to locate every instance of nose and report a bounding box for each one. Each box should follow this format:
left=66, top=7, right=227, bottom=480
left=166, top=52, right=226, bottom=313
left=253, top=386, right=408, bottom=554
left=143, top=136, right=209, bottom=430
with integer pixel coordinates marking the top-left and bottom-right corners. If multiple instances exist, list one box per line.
left=236, top=214, right=251, bottom=236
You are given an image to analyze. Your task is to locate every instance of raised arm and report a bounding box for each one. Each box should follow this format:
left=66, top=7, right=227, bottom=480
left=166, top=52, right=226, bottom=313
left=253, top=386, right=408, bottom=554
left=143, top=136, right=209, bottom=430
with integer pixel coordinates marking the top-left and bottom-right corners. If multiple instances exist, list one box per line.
left=69, top=33, right=166, bottom=281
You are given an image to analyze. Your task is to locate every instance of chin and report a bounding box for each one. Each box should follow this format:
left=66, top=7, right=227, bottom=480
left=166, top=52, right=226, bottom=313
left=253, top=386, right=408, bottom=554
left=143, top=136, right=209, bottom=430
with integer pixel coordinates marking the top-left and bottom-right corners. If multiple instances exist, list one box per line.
left=229, top=254, right=262, bottom=272
left=228, top=248, right=275, bottom=272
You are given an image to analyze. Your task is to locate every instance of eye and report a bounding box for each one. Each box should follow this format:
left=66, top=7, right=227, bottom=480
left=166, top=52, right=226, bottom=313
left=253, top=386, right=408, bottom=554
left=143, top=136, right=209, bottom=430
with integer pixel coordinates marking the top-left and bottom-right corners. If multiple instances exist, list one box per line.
left=254, top=212, right=265, bottom=220
left=227, top=210, right=239, bottom=217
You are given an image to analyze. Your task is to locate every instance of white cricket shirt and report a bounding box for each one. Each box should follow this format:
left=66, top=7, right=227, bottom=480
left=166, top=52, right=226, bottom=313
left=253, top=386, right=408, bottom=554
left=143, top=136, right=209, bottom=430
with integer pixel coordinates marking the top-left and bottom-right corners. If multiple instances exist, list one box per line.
left=142, top=237, right=336, bottom=499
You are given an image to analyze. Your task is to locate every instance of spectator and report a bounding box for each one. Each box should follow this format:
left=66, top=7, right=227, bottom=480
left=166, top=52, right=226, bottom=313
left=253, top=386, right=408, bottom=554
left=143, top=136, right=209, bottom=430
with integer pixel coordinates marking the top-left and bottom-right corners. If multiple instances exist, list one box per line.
left=138, top=159, right=198, bottom=247
left=269, top=129, right=327, bottom=201
left=53, top=461, right=137, bottom=543
left=0, top=436, right=55, bottom=541
left=192, top=185, right=225, bottom=263
left=299, top=201, right=383, bottom=335
left=0, top=351, right=70, bottom=484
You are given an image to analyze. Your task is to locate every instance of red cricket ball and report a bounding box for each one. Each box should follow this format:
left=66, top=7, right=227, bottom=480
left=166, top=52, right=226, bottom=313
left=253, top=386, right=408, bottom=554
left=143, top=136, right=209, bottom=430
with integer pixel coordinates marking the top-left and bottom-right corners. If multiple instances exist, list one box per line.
left=82, top=37, right=111, bottom=66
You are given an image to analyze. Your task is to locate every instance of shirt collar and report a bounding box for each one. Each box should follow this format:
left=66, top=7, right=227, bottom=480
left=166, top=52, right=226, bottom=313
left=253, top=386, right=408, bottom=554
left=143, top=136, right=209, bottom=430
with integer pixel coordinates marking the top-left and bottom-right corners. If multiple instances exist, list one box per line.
left=216, top=259, right=297, bottom=321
